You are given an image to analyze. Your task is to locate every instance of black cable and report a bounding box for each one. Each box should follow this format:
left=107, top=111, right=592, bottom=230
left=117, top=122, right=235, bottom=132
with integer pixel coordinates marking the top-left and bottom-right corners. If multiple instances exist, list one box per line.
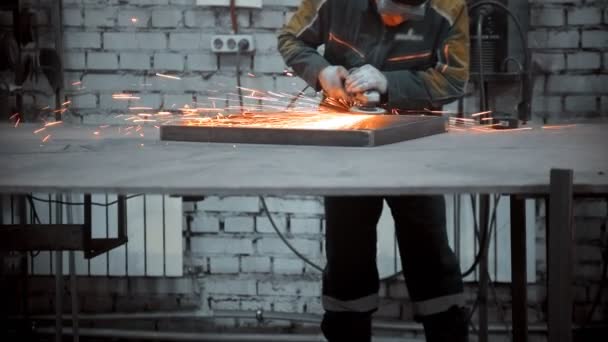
left=259, top=196, right=324, bottom=272
left=468, top=0, right=531, bottom=123
left=284, top=85, right=311, bottom=110
left=28, top=194, right=142, bottom=207
left=476, top=13, right=487, bottom=113
left=461, top=195, right=500, bottom=278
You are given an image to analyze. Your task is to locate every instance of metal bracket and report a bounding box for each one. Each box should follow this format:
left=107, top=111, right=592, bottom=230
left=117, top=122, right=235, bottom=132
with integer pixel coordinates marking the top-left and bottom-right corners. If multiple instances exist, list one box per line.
left=0, top=194, right=128, bottom=259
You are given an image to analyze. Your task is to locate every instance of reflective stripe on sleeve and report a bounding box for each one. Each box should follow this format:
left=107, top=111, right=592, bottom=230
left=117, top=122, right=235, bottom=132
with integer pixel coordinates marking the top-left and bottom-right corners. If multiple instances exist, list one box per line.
left=412, top=292, right=465, bottom=316
left=322, top=294, right=379, bottom=312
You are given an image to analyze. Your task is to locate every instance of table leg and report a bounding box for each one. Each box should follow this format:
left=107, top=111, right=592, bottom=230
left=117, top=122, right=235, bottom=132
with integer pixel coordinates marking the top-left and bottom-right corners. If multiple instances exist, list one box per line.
left=478, top=194, right=490, bottom=342
left=510, top=195, right=528, bottom=342
left=548, top=169, right=573, bottom=342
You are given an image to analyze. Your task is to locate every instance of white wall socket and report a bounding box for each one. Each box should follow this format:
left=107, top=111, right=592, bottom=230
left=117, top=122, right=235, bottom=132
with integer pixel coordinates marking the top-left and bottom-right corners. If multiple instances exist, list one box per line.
left=211, top=35, right=255, bottom=53
left=196, top=0, right=263, bottom=8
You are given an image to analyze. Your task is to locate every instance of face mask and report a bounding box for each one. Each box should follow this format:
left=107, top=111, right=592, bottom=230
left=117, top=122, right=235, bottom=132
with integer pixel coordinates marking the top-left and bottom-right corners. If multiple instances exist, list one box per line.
left=376, top=0, right=427, bottom=20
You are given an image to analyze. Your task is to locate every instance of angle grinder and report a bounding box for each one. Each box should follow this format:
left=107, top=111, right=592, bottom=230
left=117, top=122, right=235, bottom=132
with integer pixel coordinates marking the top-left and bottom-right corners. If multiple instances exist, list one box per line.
left=349, top=90, right=387, bottom=114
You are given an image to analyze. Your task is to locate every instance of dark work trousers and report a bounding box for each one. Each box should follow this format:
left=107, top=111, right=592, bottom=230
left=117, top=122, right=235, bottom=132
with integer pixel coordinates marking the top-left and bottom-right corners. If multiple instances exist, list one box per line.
left=320, top=195, right=466, bottom=342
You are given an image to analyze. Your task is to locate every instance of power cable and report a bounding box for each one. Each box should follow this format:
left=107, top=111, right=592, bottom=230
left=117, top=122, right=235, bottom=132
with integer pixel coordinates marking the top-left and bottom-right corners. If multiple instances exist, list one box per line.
left=28, top=194, right=142, bottom=207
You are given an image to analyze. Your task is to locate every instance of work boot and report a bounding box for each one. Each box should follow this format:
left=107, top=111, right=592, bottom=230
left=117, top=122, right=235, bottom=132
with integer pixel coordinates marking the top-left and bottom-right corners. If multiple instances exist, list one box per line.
left=420, top=306, right=469, bottom=342
left=321, top=311, right=372, bottom=342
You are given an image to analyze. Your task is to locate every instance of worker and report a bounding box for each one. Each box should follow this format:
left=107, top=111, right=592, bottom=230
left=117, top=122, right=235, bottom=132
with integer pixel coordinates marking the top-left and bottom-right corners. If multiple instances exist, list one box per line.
left=278, top=0, right=470, bottom=341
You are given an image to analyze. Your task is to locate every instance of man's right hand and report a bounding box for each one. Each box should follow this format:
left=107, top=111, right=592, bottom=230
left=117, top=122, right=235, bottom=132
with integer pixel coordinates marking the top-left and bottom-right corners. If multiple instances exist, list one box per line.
left=318, top=65, right=349, bottom=101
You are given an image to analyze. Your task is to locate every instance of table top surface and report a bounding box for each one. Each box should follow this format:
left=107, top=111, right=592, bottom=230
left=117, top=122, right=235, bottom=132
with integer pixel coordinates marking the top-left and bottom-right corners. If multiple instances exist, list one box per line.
left=0, top=123, right=606, bottom=196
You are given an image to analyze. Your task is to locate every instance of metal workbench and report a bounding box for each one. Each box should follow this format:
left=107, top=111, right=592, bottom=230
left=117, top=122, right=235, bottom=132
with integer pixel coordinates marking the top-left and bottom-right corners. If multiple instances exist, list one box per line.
left=1, top=123, right=607, bottom=342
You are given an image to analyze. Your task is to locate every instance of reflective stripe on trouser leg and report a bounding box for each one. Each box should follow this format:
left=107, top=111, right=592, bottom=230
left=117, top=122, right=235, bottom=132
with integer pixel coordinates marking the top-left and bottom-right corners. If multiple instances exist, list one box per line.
left=322, top=294, right=379, bottom=312
left=412, top=292, right=466, bottom=316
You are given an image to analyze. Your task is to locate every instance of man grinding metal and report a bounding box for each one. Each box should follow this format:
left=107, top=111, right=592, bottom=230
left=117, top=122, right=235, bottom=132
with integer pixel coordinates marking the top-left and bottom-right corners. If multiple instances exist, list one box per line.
left=278, top=0, right=470, bottom=341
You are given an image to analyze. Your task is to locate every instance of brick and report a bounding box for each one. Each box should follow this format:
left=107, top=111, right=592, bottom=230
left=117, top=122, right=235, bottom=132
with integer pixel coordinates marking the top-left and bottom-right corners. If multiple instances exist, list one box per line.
left=208, top=296, right=240, bottom=310
left=82, top=74, right=143, bottom=91
left=63, top=8, right=83, bottom=26
left=163, top=94, right=194, bottom=108
left=190, top=236, right=253, bottom=254
left=87, top=52, right=118, bottom=70
left=154, top=53, right=184, bottom=71
left=70, top=94, right=97, bottom=109
left=582, top=30, right=608, bottom=48
left=64, top=52, right=86, bottom=69
left=257, top=237, right=320, bottom=256
left=207, top=74, right=238, bottom=92
left=99, top=94, right=130, bottom=110
left=573, top=199, right=608, bottom=218
left=169, top=33, right=212, bottom=51
left=290, top=217, right=321, bottom=235
left=273, top=257, right=304, bottom=274
left=104, top=32, right=166, bottom=50
left=241, top=256, right=271, bottom=273
left=84, top=8, right=117, bottom=27
left=258, top=279, right=320, bottom=296
left=255, top=33, right=279, bottom=53
left=191, top=213, right=220, bottom=232
left=217, top=8, right=250, bottom=29
left=532, top=96, right=562, bottom=114
left=532, top=53, right=565, bottom=73
left=152, top=9, right=182, bottom=28
left=530, top=8, right=564, bottom=27
left=567, top=52, right=601, bottom=70
left=263, top=196, right=323, bottom=214
left=186, top=53, right=217, bottom=71
left=565, top=96, right=597, bottom=112
left=203, top=277, right=257, bottom=295
left=224, top=216, right=255, bottom=233
left=143, top=73, right=192, bottom=92
left=547, top=75, right=608, bottom=94
left=120, top=53, right=152, bottom=70
left=254, top=54, right=286, bottom=73
left=133, top=94, right=163, bottom=109
left=198, top=196, right=260, bottom=213
left=64, top=32, right=101, bottom=49
left=209, top=256, right=240, bottom=273
left=256, top=214, right=287, bottom=233
left=252, top=10, right=284, bottom=29
left=263, top=0, right=302, bottom=6
left=184, top=9, right=216, bottom=28
left=567, top=6, right=602, bottom=26
left=528, top=30, right=579, bottom=49
left=219, top=54, right=252, bottom=71
left=117, top=11, right=150, bottom=27
left=241, top=76, right=275, bottom=93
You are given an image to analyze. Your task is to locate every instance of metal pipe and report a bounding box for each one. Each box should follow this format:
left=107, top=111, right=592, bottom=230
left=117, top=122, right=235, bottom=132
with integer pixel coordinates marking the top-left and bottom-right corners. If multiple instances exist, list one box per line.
left=66, top=194, right=79, bottom=342
left=21, top=309, right=550, bottom=333
left=54, top=194, right=63, bottom=342
left=36, top=327, right=326, bottom=342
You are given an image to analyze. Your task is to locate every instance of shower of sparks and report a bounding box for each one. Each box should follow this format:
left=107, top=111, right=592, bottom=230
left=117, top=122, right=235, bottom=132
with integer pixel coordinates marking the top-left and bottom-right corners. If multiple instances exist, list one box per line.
left=14, top=118, right=20, bottom=128
left=42, top=134, right=51, bottom=142
left=71, top=81, right=82, bottom=86
left=129, top=107, right=153, bottom=110
left=156, top=73, right=181, bottom=80
left=9, top=113, right=19, bottom=120
left=131, top=17, right=138, bottom=23
left=62, top=101, right=72, bottom=106
left=113, top=94, right=140, bottom=100
left=471, top=110, right=492, bottom=117
left=34, top=127, right=46, bottom=134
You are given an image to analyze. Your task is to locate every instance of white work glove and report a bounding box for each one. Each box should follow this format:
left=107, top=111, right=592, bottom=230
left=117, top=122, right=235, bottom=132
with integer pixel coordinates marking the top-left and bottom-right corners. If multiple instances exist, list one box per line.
left=345, top=64, right=388, bottom=95
left=318, top=65, right=349, bottom=101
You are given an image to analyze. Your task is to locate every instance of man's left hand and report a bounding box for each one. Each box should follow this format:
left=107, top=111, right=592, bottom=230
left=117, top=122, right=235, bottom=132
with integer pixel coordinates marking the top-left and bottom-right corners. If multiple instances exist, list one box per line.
left=345, top=64, right=388, bottom=94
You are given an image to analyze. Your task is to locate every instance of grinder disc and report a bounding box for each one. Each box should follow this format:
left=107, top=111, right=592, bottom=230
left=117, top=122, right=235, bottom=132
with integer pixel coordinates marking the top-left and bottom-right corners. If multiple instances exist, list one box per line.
left=349, top=106, right=387, bottom=114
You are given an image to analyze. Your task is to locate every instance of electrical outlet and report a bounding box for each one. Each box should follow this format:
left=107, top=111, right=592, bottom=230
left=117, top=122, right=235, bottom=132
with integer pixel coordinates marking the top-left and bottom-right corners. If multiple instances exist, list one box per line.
left=211, top=35, right=255, bottom=54
left=196, top=0, right=262, bottom=8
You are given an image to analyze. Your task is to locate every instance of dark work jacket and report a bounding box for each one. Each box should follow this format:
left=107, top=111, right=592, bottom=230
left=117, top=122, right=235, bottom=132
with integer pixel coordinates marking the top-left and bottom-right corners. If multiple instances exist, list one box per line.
left=277, top=0, right=470, bottom=110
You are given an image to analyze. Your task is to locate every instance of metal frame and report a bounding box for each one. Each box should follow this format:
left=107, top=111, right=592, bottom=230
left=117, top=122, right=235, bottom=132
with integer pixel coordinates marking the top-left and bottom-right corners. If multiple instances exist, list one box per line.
left=0, top=194, right=128, bottom=258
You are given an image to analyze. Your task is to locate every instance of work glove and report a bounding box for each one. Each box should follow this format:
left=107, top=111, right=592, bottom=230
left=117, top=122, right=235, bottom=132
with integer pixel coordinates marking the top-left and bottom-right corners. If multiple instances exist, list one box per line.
left=318, top=65, right=349, bottom=101
left=345, top=64, right=388, bottom=95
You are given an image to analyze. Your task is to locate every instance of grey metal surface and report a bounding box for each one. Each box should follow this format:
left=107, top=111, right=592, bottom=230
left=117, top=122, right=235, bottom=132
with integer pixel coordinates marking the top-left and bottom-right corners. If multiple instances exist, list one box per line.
left=0, top=124, right=607, bottom=196
left=160, top=114, right=447, bottom=147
